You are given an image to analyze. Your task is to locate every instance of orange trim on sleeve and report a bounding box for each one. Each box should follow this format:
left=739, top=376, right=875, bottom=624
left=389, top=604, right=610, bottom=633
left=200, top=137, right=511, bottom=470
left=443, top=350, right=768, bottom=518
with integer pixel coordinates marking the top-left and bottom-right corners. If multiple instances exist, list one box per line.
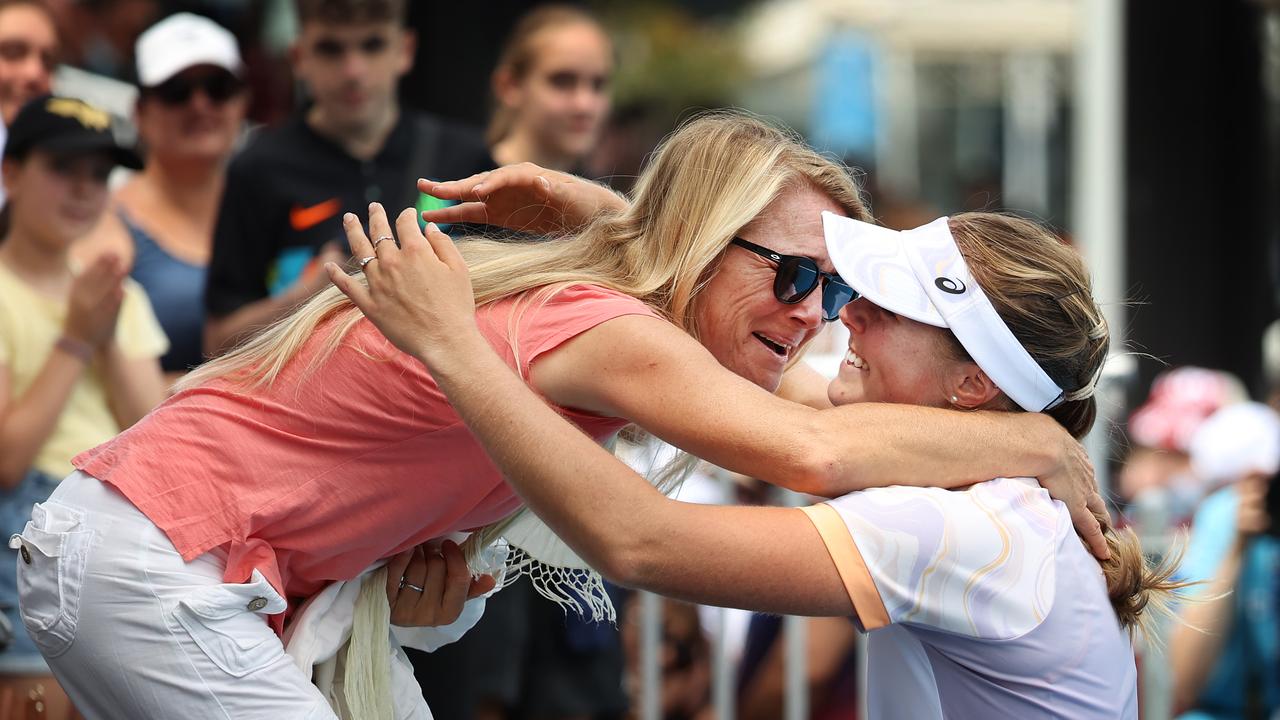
left=799, top=504, right=891, bottom=630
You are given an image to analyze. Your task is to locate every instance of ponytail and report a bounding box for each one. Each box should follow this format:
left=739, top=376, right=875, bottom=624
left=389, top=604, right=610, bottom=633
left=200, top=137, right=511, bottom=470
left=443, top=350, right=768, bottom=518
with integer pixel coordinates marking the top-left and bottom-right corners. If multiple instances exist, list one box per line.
left=1094, top=508, right=1193, bottom=642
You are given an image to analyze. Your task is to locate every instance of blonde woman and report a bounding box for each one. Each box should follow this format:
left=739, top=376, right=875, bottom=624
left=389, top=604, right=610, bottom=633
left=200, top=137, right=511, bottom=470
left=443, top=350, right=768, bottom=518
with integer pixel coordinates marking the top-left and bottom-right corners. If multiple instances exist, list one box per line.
left=336, top=207, right=1183, bottom=719
left=16, top=113, right=1099, bottom=717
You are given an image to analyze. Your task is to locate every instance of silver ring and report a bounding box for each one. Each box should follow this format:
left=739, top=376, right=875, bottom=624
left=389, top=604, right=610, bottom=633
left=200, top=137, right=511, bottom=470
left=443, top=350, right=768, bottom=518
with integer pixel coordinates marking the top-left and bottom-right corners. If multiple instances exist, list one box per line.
left=358, top=255, right=377, bottom=268
left=373, top=235, right=394, bottom=249
left=399, top=580, right=425, bottom=593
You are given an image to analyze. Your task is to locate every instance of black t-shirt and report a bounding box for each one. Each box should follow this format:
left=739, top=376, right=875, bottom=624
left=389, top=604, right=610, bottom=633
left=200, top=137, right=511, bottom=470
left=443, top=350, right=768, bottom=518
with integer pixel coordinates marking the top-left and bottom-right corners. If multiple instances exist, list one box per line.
left=206, top=111, right=493, bottom=318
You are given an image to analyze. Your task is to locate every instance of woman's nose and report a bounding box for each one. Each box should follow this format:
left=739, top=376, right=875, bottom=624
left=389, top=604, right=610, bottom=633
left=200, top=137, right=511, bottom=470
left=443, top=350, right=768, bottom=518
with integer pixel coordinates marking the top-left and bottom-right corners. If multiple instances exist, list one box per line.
left=839, top=298, right=870, bottom=335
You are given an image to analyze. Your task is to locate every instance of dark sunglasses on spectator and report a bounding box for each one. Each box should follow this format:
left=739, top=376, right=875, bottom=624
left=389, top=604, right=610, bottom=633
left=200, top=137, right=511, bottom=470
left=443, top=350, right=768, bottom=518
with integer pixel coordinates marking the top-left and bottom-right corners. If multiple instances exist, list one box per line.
left=731, top=237, right=859, bottom=322
left=145, top=71, right=243, bottom=106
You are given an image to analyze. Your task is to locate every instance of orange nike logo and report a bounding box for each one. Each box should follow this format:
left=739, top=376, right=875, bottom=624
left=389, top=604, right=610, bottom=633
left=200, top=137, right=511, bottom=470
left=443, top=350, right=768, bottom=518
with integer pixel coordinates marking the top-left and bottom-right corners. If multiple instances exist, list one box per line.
left=289, top=198, right=342, bottom=232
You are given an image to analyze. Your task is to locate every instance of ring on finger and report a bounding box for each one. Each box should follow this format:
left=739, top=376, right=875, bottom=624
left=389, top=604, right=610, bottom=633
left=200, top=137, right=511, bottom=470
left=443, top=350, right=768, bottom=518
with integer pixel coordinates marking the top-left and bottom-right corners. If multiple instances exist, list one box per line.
left=373, top=235, right=394, bottom=249
left=358, top=255, right=377, bottom=269
left=399, top=579, right=425, bottom=593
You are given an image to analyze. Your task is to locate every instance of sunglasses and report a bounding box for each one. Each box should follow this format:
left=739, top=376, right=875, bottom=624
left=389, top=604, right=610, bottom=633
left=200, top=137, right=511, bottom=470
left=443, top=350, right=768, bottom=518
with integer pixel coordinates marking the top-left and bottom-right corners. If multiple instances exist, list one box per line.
left=146, top=71, right=243, bottom=106
left=731, top=237, right=859, bottom=322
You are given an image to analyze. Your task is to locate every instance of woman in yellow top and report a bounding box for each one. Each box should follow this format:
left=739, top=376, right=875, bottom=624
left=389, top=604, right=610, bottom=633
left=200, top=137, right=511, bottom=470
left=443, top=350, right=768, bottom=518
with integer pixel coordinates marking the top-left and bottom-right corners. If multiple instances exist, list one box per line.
left=0, top=96, right=166, bottom=713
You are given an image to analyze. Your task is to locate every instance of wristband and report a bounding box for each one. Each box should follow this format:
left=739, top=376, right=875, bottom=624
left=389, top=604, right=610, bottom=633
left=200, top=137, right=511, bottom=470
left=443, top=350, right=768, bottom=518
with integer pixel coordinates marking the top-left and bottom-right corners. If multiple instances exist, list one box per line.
left=55, top=335, right=94, bottom=364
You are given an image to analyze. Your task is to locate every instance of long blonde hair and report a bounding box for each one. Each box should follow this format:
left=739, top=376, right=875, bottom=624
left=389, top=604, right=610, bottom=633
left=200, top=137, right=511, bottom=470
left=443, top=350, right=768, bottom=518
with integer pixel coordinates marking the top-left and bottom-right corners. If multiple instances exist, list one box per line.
left=179, top=110, right=869, bottom=394
left=946, top=213, right=1191, bottom=642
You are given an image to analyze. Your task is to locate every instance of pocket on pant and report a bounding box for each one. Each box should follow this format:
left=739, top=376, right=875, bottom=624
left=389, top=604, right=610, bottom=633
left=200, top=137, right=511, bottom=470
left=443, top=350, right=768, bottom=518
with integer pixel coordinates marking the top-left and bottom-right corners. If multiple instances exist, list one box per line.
left=171, top=569, right=288, bottom=678
left=11, top=501, right=93, bottom=658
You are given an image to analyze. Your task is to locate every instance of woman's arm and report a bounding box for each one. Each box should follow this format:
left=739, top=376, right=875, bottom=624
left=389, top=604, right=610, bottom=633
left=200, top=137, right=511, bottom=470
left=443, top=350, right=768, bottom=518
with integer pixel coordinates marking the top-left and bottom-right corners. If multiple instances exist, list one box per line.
left=0, top=352, right=88, bottom=488
left=1169, top=477, right=1267, bottom=714
left=530, top=314, right=1085, bottom=501
left=99, top=344, right=165, bottom=427
left=0, top=255, right=128, bottom=487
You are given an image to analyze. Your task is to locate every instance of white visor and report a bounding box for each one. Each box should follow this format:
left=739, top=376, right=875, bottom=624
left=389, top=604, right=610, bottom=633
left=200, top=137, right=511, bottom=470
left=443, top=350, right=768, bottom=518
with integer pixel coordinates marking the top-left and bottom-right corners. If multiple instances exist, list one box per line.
left=822, top=211, right=1065, bottom=412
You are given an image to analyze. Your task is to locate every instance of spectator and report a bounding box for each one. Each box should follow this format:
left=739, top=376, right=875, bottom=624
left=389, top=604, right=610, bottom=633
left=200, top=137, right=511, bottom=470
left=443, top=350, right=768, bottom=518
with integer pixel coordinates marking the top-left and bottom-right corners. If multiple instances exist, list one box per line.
left=0, top=95, right=166, bottom=719
left=1119, top=366, right=1248, bottom=523
left=487, top=4, right=612, bottom=172
left=1171, top=402, right=1280, bottom=719
left=78, top=12, right=248, bottom=384
left=202, top=0, right=492, bottom=356
left=0, top=0, right=58, bottom=206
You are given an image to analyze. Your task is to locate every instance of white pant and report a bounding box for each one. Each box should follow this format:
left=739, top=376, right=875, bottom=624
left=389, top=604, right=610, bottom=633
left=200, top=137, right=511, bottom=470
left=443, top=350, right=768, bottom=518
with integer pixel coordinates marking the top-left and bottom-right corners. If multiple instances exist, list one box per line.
left=13, top=471, right=337, bottom=719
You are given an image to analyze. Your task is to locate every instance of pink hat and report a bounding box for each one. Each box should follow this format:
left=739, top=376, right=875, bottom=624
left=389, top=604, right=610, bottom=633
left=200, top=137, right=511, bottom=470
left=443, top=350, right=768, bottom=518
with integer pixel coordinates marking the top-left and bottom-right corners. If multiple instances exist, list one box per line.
left=1128, top=367, right=1247, bottom=452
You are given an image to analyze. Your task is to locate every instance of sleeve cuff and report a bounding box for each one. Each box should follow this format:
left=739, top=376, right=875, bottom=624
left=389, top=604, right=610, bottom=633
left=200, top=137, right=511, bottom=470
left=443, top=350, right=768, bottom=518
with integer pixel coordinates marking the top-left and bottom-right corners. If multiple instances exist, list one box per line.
left=799, top=504, right=890, bottom=630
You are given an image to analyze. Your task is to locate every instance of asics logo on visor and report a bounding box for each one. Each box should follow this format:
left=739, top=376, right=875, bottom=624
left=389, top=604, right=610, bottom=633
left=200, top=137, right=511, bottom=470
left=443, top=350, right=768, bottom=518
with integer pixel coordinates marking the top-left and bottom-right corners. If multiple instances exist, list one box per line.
left=934, top=277, right=967, bottom=295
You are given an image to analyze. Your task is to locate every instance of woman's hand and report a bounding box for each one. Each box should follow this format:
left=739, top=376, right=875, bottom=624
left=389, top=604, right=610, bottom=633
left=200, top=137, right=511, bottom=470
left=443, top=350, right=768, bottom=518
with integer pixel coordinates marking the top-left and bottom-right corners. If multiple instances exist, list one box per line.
left=326, top=203, right=478, bottom=366
left=64, top=253, right=126, bottom=349
left=419, top=163, right=628, bottom=236
left=1034, top=420, right=1110, bottom=560
left=384, top=540, right=497, bottom=627
left=1234, top=473, right=1271, bottom=540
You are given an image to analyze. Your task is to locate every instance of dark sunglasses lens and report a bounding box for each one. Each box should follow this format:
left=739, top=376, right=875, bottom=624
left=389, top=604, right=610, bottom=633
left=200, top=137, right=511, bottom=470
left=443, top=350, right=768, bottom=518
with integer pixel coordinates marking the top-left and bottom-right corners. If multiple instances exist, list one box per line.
left=152, top=73, right=241, bottom=105
left=153, top=79, right=193, bottom=104
left=203, top=73, right=242, bottom=102
left=822, top=280, right=858, bottom=321
left=774, top=258, right=820, bottom=303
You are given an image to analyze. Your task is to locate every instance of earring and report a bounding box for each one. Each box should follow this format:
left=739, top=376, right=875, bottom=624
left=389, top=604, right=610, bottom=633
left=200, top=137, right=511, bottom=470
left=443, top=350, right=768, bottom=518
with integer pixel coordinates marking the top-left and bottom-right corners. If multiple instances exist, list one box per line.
left=950, top=395, right=959, bottom=405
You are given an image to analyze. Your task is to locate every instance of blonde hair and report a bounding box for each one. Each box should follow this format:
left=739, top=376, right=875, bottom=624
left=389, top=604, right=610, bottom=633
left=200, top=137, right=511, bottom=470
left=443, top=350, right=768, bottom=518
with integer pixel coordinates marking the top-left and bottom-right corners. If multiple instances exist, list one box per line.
left=945, top=212, right=1191, bottom=641
left=486, top=4, right=610, bottom=147
left=179, top=110, right=867, bottom=395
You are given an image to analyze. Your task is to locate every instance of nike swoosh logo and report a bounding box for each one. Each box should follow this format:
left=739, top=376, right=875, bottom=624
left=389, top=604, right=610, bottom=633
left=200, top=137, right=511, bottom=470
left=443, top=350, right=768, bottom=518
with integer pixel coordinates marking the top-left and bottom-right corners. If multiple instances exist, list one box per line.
left=289, top=198, right=342, bottom=232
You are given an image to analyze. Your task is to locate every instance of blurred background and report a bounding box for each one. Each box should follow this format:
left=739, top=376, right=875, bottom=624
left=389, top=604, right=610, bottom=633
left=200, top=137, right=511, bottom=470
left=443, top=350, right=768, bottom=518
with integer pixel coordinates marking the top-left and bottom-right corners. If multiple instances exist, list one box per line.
left=24, top=0, right=1280, bottom=718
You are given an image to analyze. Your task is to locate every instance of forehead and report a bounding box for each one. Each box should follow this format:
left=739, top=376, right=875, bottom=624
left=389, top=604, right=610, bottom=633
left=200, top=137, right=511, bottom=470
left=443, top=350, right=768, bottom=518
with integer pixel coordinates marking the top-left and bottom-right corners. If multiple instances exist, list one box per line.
left=530, top=24, right=612, bottom=70
left=0, top=5, right=56, bottom=45
left=300, top=21, right=398, bottom=45
left=741, top=182, right=843, bottom=271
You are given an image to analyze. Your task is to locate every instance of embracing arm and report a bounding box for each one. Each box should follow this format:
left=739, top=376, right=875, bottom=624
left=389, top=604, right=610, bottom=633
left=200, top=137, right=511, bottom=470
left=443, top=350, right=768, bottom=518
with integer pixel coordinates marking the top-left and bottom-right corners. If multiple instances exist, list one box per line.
left=531, top=313, right=1105, bottom=555
left=429, top=330, right=853, bottom=615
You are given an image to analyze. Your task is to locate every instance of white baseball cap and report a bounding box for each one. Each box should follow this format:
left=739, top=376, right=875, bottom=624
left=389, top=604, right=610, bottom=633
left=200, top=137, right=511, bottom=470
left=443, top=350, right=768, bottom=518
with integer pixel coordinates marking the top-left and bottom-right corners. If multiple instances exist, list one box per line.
left=135, top=13, right=243, bottom=88
left=821, top=211, right=1067, bottom=413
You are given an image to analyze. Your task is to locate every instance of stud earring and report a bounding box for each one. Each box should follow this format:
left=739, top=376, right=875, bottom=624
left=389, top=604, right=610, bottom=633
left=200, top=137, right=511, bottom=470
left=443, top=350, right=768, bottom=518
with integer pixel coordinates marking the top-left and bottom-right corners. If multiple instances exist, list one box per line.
left=950, top=395, right=959, bottom=404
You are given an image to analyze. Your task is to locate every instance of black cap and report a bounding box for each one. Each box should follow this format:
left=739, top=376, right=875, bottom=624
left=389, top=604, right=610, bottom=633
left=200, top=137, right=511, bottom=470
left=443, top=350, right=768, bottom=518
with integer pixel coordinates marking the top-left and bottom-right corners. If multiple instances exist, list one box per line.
left=4, top=95, right=142, bottom=170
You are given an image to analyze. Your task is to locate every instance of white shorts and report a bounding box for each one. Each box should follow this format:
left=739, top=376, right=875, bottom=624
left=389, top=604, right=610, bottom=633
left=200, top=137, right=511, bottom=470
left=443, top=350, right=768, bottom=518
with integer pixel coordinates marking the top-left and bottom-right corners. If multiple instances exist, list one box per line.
left=12, top=471, right=336, bottom=719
